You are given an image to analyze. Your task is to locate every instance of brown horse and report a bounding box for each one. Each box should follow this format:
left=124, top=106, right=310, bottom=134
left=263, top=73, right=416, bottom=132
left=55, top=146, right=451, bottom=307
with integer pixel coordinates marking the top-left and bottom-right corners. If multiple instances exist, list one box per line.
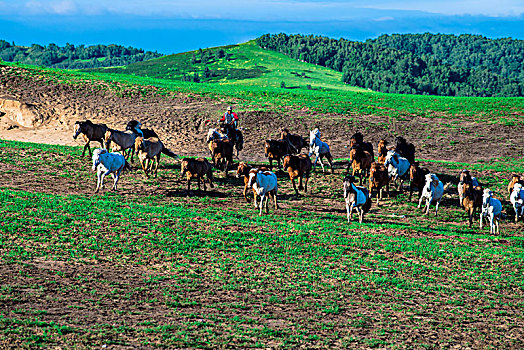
left=180, top=158, right=214, bottom=195
left=134, top=137, right=178, bottom=178
left=349, top=145, right=374, bottom=185
left=377, top=139, right=388, bottom=164
left=73, top=120, right=108, bottom=157
left=210, top=139, right=234, bottom=174
left=283, top=154, right=312, bottom=196
left=281, top=128, right=307, bottom=154
left=104, top=128, right=137, bottom=162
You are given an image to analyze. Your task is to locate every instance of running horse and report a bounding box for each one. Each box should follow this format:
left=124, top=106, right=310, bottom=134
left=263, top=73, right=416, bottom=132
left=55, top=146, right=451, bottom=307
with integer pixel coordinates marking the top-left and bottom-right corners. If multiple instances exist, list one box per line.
left=73, top=120, right=108, bottom=157
left=308, top=128, right=334, bottom=174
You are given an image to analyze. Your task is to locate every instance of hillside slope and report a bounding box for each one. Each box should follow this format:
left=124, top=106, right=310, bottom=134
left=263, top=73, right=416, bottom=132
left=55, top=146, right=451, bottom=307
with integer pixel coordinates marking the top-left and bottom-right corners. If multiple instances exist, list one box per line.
left=88, top=41, right=368, bottom=92
left=1, top=63, right=523, bottom=165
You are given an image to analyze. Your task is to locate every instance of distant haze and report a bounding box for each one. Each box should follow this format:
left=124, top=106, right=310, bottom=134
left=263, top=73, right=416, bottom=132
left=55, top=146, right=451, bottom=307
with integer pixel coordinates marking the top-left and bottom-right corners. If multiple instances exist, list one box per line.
left=1, top=0, right=523, bottom=54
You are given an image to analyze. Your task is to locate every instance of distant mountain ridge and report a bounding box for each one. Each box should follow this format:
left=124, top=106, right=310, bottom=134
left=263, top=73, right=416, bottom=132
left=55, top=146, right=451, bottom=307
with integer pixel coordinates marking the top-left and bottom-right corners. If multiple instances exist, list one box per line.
left=0, top=40, right=163, bottom=69
left=256, top=33, right=524, bottom=97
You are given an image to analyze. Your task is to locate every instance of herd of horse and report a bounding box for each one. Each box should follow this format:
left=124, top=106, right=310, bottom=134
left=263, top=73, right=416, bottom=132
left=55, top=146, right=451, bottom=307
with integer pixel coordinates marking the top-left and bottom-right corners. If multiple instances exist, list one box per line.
left=73, top=119, right=524, bottom=233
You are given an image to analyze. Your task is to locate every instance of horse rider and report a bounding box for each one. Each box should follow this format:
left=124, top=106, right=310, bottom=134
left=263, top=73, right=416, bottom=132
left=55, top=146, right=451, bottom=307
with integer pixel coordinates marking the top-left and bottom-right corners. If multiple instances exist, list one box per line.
left=219, top=106, right=239, bottom=137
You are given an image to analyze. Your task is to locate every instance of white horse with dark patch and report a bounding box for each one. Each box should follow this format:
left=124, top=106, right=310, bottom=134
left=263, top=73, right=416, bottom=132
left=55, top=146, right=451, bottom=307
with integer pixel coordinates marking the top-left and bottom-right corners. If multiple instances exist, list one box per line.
left=92, top=148, right=129, bottom=193
left=248, top=170, right=278, bottom=216
left=418, top=173, right=444, bottom=216
left=384, top=150, right=410, bottom=191
left=343, top=175, right=372, bottom=223
left=308, top=128, right=333, bottom=173
left=481, top=189, right=502, bottom=234
left=510, top=183, right=524, bottom=223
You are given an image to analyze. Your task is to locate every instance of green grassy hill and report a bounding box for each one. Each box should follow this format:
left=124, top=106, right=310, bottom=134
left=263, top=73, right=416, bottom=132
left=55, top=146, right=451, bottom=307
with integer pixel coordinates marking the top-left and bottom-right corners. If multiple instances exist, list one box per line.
left=87, top=40, right=369, bottom=92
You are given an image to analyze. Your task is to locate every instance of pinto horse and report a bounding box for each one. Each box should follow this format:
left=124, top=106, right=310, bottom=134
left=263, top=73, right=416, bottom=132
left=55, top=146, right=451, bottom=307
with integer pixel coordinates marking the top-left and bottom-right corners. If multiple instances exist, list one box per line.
left=91, top=148, right=130, bottom=193
left=384, top=150, right=410, bottom=191
left=309, top=129, right=333, bottom=174
left=73, top=120, right=108, bottom=157
left=343, top=175, right=372, bottom=223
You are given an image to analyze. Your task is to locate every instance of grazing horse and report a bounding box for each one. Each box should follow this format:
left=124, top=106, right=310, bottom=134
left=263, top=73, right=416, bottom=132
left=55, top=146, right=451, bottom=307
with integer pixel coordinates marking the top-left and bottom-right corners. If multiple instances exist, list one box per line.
left=394, top=136, right=416, bottom=164
left=384, top=150, right=411, bottom=191
left=349, top=144, right=374, bottom=185
left=283, top=154, right=312, bottom=196
left=480, top=189, right=502, bottom=234
left=281, top=128, right=307, bottom=154
left=343, top=175, right=372, bottom=223
left=134, top=137, right=178, bottom=178
left=91, top=148, right=130, bottom=193
left=210, top=139, right=234, bottom=174
left=248, top=169, right=278, bottom=216
left=126, top=120, right=159, bottom=139
left=180, top=158, right=214, bottom=195
left=350, top=132, right=374, bottom=160
left=73, top=120, right=108, bottom=157
left=418, top=173, right=444, bottom=216
left=104, top=129, right=137, bottom=162
left=377, top=139, right=388, bottom=164
left=309, top=129, right=334, bottom=174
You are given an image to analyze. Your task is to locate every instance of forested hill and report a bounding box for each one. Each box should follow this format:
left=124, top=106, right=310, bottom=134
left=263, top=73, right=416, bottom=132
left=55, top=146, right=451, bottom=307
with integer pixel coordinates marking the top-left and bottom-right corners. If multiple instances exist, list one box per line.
left=369, top=33, right=524, bottom=81
left=256, top=33, right=524, bottom=97
left=0, top=40, right=163, bottom=69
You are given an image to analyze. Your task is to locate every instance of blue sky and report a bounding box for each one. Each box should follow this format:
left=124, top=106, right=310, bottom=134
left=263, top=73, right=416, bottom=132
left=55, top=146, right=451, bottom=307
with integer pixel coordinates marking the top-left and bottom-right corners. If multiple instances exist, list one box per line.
left=1, top=0, right=523, bottom=53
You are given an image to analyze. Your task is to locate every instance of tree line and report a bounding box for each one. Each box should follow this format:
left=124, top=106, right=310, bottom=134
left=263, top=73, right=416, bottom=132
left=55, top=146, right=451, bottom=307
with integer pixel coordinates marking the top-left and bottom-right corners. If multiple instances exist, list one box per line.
left=0, top=40, right=163, bottom=69
left=256, top=33, right=524, bottom=97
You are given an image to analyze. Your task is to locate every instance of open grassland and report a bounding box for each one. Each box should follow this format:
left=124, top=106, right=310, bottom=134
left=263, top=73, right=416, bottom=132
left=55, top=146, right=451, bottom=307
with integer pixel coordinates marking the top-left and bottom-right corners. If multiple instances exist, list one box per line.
left=1, top=139, right=523, bottom=349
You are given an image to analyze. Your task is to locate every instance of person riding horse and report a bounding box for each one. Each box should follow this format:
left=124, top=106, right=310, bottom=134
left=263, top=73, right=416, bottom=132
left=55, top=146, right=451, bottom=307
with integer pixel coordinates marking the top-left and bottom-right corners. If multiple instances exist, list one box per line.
left=219, top=106, right=239, bottom=143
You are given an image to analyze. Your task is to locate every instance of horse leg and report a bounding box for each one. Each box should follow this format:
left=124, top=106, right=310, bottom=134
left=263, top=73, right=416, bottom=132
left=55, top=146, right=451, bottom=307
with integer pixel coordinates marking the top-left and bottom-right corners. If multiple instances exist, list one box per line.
left=187, top=178, right=191, bottom=196
left=417, top=194, right=424, bottom=209
left=259, top=194, right=265, bottom=215
left=273, top=190, right=278, bottom=210
left=155, top=154, right=160, bottom=177
left=112, top=170, right=120, bottom=191
left=95, top=168, right=102, bottom=193
left=358, top=207, right=363, bottom=223
left=298, top=175, right=304, bottom=192
left=291, top=177, right=299, bottom=196
left=139, top=158, right=149, bottom=178
left=197, top=176, right=202, bottom=195
left=265, top=193, right=270, bottom=213
left=318, top=155, right=325, bottom=173
left=82, top=141, right=90, bottom=157
left=435, top=200, right=440, bottom=216
left=304, top=172, right=309, bottom=193
left=327, top=155, right=334, bottom=174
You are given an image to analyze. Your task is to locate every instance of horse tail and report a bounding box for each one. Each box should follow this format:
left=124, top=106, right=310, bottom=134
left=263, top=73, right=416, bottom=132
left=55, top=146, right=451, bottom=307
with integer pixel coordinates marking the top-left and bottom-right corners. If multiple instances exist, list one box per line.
left=162, top=147, right=179, bottom=159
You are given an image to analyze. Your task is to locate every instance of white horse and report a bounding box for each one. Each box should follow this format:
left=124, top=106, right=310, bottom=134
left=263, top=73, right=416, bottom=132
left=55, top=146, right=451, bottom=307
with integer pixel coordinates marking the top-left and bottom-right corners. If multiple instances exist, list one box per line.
left=480, top=189, right=502, bottom=234
left=248, top=170, right=278, bottom=216
left=384, top=150, right=411, bottom=191
left=308, top=129, right=333, bottom=173
left=92, top=148, right=129, bottom=193
left=510, top=183, right=524, bottom=222
left=343, top=175, right=372, bottom=223
left=418, top=173, right=444, bottom=216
